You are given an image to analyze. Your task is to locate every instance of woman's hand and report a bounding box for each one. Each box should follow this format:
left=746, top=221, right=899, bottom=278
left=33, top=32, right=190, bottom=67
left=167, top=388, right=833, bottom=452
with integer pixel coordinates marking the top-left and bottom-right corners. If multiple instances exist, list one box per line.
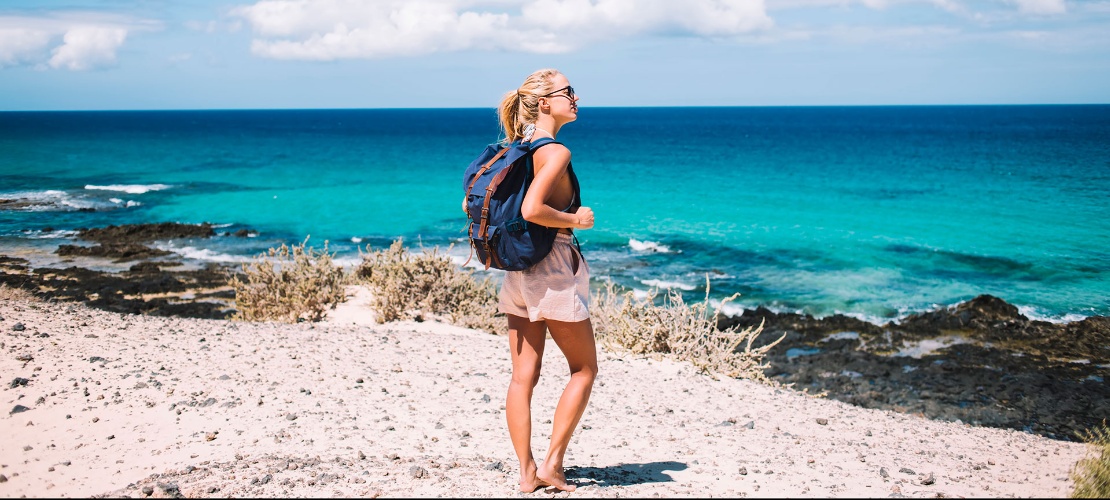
left=575, top=206, right=594, bottom=230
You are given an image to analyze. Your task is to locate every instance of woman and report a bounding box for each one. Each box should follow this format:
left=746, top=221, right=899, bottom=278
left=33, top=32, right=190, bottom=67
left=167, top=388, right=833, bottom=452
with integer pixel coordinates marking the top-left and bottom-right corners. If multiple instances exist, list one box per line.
left=497, top=69, right=597, bottom=493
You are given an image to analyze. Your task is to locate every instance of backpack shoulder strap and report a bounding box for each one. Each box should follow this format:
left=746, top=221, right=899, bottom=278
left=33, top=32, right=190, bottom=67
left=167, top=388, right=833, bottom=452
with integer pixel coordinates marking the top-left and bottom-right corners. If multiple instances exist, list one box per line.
left=464, top=146, right=509, bottom=202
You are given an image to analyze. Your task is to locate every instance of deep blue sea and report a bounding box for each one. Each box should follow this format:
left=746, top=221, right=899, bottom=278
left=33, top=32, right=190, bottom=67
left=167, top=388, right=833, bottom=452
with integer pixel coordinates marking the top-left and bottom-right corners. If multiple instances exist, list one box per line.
left=1, top=106, right=1108, bottom=322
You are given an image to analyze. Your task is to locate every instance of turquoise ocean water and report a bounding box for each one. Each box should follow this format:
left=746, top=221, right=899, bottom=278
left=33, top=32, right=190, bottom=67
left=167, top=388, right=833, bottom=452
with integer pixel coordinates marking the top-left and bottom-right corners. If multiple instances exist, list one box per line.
left=1, top=106, right=1107, bottom=322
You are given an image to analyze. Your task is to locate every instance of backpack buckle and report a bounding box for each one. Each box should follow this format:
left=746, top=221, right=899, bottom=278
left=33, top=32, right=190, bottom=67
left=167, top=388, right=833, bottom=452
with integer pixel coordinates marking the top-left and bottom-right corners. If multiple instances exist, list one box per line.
left=504, top=217, right=527, bottom=233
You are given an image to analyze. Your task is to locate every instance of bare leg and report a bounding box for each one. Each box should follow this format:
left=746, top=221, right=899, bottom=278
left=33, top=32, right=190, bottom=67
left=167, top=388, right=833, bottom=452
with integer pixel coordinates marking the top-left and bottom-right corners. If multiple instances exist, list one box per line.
left=537, top=318, right=598, bottom=492
left=506, top=314, right=549, bottom=493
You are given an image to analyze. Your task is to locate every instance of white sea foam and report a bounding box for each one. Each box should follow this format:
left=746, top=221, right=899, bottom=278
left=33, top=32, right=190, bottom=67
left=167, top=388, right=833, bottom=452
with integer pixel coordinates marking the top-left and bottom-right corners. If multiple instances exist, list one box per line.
left=820, top=331, right=860, bottom=342
left=640, top=279, right=696, bottom=291
left=162, top=246, right=246, bottom=264
left=351, top=237, right=363, bottom=244
left=628, top=238, right=673, bottom=254
left=126, top=201, right=142, bottom=207
left=25, top=229, right=79, bottom=239
left=893, top=336, right=972, bottom=359
left=109, top=198, right=123, bottom=204
left=84, top=184, right=172, bottom=194
left=1016, top=305, right=1089, bottom=324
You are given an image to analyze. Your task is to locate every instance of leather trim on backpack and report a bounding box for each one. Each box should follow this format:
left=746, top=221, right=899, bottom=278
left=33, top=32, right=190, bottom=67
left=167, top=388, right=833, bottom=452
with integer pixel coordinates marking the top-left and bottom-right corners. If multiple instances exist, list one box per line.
left=464, top=147, right=509, bottom=269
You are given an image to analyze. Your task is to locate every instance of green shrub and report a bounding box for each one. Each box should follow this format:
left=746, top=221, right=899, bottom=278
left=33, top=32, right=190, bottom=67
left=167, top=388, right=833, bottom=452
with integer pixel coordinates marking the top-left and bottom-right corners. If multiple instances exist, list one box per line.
left=355, top=239, right=501, bottom=333
left=1072, top=422, right=1110, bottom=498
left=229, top=238, right=347, bottom=323
left=590, top=277, right=785, bottom=384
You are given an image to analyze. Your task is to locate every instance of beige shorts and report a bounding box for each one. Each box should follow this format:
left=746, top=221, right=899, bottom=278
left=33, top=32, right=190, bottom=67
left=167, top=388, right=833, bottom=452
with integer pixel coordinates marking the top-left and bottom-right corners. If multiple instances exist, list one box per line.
left=499, top=233, right=590, bottom=323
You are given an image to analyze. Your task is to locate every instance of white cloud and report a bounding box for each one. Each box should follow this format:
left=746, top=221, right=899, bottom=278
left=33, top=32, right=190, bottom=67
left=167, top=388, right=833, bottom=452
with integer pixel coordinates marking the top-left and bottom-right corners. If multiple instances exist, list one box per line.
left=0, top=28, right=53, bottom=67
left=231, top=0, right=773, bottom=60
left=48, top=27, right=128, bottom=70
left=1008, top=0, right=1066, bottom=15
left=0, top=13, right=153, bottom=71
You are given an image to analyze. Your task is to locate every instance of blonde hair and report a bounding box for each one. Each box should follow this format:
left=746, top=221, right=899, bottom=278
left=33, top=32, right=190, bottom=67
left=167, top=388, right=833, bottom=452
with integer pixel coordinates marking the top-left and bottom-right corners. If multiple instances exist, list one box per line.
left=497, top=68, right=561, bottom=144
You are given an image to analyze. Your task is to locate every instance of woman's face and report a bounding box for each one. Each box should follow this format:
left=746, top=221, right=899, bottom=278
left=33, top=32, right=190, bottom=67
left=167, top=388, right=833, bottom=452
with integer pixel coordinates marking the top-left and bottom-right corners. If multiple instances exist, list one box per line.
left=542, top=73, right=579, bottom=124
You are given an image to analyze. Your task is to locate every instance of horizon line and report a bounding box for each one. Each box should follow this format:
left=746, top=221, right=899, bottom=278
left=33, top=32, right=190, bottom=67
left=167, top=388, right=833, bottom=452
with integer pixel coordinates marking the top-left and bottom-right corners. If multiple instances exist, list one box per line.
left=3, top=102, right=1109, bottom=113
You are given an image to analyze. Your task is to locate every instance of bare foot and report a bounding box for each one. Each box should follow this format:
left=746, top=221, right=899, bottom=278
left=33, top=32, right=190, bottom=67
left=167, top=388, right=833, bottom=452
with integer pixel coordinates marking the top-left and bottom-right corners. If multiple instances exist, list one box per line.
left=536, top=464, right=576, bottom=492
left=519, top=463, right=549, bottom=493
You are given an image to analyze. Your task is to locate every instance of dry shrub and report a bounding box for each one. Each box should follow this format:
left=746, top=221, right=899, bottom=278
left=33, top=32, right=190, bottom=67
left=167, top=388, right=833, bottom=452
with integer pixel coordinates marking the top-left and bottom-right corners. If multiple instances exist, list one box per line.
left=355, top=239, right=501, bottom=333
left=0, top=283, right=36, bottom=302
left=230, top=238, right=347, bottom=323
left=1072, top=422, right=1110, bottom=498
left=590, top=276, right=785, bottom=384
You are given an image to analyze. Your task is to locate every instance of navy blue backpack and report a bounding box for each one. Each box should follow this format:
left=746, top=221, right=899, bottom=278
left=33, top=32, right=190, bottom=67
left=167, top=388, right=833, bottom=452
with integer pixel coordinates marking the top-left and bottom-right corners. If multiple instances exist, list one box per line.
left=462, top=138, right=561, bottom=271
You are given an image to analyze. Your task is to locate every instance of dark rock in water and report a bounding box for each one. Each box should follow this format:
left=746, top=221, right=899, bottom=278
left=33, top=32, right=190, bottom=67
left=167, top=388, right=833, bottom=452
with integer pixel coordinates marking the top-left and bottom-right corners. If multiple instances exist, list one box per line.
left=129, top=262, right=164, bottom=273
left=76, top=223, right=216, bottom=244
left=57, top=243, right=171, bottom=262
left=233, top=229, right=251, bottom=237
left=0, top=199, right=40, bottom=210
left=896, top=294, right=1025, bottom=334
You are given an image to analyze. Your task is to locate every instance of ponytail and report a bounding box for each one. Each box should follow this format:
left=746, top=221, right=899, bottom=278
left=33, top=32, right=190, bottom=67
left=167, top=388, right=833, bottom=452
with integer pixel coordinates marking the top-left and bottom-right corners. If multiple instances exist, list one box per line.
left=497, top=68, right=560, bottom=144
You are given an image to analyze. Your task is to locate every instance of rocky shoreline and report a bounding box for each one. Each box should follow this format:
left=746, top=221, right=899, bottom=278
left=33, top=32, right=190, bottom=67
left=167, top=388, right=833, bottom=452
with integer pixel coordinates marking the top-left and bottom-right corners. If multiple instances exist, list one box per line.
left=2, top=222, right=1107, bottom=444
left=718, top=297, right=1110, bottom=442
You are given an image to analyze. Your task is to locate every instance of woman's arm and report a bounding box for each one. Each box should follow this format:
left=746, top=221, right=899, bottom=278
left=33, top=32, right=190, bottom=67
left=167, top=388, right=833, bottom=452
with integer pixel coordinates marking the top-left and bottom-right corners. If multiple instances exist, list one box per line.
left=521, top=145, right=593, bottom=230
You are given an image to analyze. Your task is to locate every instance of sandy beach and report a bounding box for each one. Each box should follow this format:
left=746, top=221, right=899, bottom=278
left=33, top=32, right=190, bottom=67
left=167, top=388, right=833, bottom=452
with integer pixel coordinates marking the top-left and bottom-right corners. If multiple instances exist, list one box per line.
left=0, top=287, right=1090, bottom=498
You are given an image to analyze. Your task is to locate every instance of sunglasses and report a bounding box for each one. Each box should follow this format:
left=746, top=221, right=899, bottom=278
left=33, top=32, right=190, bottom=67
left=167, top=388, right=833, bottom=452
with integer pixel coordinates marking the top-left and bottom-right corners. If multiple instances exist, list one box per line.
left=541, top=85, right=575, bottom=101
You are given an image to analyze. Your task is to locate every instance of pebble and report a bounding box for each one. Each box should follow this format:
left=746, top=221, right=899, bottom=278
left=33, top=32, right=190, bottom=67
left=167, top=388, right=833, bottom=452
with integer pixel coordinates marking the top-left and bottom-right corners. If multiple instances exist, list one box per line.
left=141, top=485, right=154, bottom=496
left=921, top=472, right=936, bottom=485
left=0, top=474, right=6, bottom=483
left=880, top=467, right=890, bottom=478
left=286, top=413, right=297, bottom=421
left=15, top=354, right=33, bottom=362
left=485, top=461, right=504, bottom=471
left=744, top=421, right=755, bottom=430
left=89, top=356, right=105, bottom=363
left=899, top=467, right=915, bottom=475
left=738, top=466, right=748, bottom=475
left=12, top=322, right=25, bottom=331
left=11, top=404, right=31, bottom=415
left=816, top=418, right=829, bottom=425
left=358, top=450, right=366, bottom=460
left=23, top=445, right=33, bottom=451
left=409, top=466, right=428, bottom=479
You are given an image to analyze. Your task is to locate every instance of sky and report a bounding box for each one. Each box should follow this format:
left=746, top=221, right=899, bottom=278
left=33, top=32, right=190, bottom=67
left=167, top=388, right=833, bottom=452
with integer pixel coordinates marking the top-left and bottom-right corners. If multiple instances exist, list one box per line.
left=1, top=0, right=1108, bottom=110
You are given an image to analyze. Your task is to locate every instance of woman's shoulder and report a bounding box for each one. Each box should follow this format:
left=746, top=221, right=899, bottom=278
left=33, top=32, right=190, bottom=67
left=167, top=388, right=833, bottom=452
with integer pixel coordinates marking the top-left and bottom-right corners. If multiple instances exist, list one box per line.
left=533, top=141, right=571, bottom=162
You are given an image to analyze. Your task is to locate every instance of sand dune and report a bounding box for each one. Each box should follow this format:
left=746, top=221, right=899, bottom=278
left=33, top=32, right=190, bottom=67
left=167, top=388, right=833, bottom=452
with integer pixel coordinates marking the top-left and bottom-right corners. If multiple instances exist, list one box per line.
left=0, top=292, right=1088, bottom=497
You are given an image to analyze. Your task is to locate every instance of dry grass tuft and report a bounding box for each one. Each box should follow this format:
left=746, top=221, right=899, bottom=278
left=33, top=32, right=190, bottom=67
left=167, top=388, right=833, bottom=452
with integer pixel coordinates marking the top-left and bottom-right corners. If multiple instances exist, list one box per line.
left=229, top=238, right=347, bottom=323
left=1072, top=422, right=1110, bottom=498
left=355, top=239, right=501, bottom=333
left=0, top=283, right=36, bottom=302
left=590, top=276, right=785, bottom=384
